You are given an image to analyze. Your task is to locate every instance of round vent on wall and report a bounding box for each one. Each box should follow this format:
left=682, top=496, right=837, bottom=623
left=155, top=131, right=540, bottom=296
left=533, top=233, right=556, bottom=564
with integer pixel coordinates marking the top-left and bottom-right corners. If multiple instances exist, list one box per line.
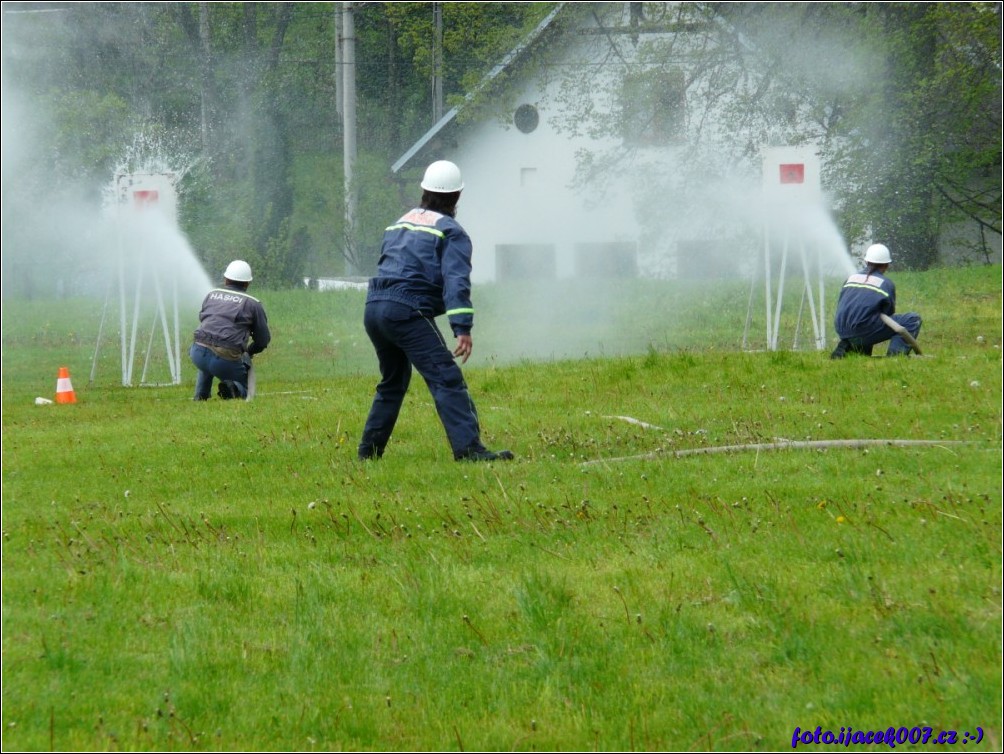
left=514, top=104, right=539, bottom=134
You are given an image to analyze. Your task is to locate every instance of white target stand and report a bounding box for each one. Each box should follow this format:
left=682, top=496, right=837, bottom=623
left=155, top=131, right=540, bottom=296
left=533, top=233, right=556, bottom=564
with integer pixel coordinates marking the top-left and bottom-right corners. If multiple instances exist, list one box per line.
left=91, top=171, right=185, bottom=386
left=743, top=147, right=829, bottom=352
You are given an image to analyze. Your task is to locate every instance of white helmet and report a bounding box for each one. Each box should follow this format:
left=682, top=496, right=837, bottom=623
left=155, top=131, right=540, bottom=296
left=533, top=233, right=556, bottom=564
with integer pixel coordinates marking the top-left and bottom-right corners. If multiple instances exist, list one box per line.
left=224, top=259, right=253, bottom=282
left=420, top=160, right=464, bottom=193
left=864, top=243, right=891, bottom=264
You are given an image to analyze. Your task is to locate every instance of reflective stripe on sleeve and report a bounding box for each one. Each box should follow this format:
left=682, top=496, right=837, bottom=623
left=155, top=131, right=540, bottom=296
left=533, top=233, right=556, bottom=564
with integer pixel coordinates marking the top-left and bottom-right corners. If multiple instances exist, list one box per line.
left=446, top=308, right=475, bottom=316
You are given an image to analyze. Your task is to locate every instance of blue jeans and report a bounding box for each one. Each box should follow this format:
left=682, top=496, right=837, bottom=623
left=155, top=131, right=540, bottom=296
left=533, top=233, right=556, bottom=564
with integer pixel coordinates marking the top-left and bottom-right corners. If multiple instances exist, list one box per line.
left=359, top=300, right=483, bottom=458
left=190, top=343, right=249, bottom=400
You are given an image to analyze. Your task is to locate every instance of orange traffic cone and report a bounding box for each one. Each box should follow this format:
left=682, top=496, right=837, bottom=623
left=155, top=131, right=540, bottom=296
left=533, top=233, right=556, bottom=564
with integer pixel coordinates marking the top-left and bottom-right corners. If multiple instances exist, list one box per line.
left=55, top=366, right=77, bottom=404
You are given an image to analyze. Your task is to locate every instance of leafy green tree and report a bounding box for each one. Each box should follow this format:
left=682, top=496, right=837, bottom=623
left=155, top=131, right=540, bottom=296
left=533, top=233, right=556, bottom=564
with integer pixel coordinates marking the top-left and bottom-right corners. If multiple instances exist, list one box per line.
left=812, top=2, right=1001, bottom=269
left=1, top=4, right=149, bottom=297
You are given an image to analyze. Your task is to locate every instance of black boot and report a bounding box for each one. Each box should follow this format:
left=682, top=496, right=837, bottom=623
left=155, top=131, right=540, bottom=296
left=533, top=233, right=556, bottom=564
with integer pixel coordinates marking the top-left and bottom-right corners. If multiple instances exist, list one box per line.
left=217, top=380, right=238, bottom=399
left=357, top=442, right=384, bottom=461
left=455, top=447, right=515, bottom=462
left=830, top=339, right=851, bottom=359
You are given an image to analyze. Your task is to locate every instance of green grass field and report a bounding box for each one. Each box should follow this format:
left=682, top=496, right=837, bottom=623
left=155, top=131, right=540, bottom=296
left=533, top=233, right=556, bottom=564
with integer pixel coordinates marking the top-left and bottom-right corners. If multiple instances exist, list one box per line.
left=2, top=266, right=1001, bottom=751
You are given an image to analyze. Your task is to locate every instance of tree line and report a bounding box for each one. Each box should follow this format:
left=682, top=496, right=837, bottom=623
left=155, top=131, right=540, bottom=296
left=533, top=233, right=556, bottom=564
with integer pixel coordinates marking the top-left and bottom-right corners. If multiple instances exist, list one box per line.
left=1, top=2, right=999, bottom=296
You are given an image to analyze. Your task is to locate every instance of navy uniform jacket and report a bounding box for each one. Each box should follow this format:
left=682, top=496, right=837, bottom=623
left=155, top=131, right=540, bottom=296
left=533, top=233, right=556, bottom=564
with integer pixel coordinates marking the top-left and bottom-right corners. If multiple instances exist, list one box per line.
left=833, top=269, right=896, bottom=341
left=366, top=208, right=475, bottom=336
left=193, top=284, right=271, bottom=356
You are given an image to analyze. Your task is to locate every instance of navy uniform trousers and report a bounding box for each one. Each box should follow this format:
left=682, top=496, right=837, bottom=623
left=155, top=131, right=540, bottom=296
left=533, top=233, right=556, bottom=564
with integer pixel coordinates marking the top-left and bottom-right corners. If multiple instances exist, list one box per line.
left=358, top=299, right=482, bottom=458
left=836, top=312, right=922, bottom=357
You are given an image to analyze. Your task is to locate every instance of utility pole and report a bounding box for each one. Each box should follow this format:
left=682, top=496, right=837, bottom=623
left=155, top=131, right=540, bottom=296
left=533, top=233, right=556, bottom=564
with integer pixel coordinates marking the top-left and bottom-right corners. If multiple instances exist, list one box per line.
left=432, top=2, right=443, bottom=123
left=198, top=2, right=213, bottom=154
left=334, top=4, right=343, bottom=124
left=342, top=1, right=358, bottom=274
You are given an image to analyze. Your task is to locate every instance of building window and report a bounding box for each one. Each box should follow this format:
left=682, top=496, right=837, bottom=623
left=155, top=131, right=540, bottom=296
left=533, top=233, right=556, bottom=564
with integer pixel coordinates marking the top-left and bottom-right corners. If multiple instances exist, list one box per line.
left=574, top=242, right=638, bottom=279
left=514, top=103, right=539, bottom=134
left=496, top=244, right=556, bottom=280
left=676, top=239, right=750, bottom=279
left=621, top=69, right=686, bottom=146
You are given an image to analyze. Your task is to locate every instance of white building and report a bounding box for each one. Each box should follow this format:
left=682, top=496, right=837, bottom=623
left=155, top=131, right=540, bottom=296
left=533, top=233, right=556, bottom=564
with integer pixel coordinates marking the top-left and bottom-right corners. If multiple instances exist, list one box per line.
left=391, top=2, right=856, bottom=286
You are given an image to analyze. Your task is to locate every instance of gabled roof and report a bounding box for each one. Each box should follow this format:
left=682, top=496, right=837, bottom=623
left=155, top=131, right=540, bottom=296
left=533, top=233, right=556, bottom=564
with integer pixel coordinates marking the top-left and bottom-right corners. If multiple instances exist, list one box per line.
left=391, top=3, right=567, bottom=175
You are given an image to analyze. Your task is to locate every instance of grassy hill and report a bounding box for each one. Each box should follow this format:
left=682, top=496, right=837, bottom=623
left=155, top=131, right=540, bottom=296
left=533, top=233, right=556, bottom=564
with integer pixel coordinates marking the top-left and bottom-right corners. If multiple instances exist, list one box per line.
left=2, top=265, right=1001, bottom=751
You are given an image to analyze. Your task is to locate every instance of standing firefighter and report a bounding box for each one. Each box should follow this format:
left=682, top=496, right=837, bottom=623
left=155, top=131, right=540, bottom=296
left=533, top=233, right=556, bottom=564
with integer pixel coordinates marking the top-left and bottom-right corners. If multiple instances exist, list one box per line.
left=358, top=160, right=514, bottom=462
left=190, top=259, right=271, bottom=400
left=831, top=244, right=922, bottom=358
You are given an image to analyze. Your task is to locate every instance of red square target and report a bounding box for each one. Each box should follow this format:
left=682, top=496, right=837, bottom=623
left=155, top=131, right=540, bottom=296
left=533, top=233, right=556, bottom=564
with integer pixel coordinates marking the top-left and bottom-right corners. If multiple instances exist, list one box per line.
left=779, top=164, right=805, bottom=184
left=133, top=190, right=160, bottom=207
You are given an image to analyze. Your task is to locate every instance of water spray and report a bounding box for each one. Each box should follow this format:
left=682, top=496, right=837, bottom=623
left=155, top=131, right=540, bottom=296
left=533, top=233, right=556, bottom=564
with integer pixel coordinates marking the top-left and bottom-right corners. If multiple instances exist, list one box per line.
left=90, top=147, right=211, bottom=387
left=743, top=146, right=856, bottom=352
